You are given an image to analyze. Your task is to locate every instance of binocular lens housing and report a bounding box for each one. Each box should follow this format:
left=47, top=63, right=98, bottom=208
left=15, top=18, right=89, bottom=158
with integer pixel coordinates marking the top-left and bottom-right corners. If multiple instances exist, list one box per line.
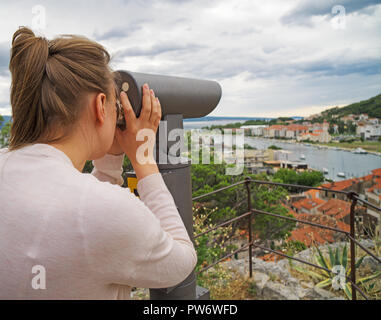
left=114, top=70, right=222, bottom=130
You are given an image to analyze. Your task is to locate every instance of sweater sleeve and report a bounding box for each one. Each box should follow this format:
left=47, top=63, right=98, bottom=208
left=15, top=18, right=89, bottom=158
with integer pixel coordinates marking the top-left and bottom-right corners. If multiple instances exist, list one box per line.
left=91, top=153, right=124, bottom=186
left=81, top=172, right=197, bottom=289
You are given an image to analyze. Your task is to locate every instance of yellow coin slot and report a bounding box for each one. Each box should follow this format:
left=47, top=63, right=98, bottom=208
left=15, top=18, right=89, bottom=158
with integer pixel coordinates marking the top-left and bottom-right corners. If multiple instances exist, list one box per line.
left=127, top=177, right=139, bottom=197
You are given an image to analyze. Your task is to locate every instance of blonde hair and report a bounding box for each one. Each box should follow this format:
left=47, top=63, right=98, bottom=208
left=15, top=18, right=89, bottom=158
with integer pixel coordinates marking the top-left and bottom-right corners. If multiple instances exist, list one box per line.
left=8, top=26, right=114, bottom=150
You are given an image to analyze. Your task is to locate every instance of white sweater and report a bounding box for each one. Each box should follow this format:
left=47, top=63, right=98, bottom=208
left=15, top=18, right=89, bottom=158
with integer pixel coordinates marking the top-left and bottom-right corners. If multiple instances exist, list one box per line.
left=0, top=143, right=197, bottom=299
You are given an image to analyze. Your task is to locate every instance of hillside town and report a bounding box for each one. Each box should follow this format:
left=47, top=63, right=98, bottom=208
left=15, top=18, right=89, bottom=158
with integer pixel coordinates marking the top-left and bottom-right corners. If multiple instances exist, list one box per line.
left=241, top=113, right=381, bottom=143
left=205, top=136, right=381, bottom=256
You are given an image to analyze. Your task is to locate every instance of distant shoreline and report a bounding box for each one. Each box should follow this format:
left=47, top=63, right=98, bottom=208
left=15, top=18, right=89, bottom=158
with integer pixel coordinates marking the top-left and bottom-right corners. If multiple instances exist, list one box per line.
left=250, top=136, right=381, bottom=157
left=183, top=116, right=275, bottom=122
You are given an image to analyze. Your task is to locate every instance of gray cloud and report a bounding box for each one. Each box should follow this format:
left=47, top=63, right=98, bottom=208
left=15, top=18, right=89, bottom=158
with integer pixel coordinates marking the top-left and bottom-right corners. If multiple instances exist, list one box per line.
left=0, top=0, right=380, bottom=117
left=93, top=25, right=142, bottom=41
left=137, top=51, right=381, bottom=83
left=220, top=26, right=262, bottom=37
left=116, top=42, right=205, bottom=58
left=297, top=58, right=381, bottom=77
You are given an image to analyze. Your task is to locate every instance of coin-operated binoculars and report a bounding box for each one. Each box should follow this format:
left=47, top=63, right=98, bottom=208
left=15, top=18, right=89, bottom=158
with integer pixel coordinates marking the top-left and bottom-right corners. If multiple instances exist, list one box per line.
left=114, top=70, right=222, bottom=300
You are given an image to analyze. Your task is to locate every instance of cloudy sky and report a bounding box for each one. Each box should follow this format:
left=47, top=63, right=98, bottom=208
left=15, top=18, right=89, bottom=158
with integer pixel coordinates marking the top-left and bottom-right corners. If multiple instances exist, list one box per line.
left=0, top=0, right=380, bottom=117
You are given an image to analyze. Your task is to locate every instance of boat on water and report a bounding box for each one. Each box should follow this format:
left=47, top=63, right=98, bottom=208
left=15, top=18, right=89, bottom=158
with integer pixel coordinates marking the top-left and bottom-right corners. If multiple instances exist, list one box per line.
left=323, top=168, right=329, bottom=174
left=353, top=147, right=368, bottom=154
left=337, top=172, right=346, bottom=178
left=300, top=154, right=306, bottom=160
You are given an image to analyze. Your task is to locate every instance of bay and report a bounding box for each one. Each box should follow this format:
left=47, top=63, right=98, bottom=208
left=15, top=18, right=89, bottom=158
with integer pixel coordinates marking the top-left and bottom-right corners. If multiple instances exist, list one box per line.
left=245, top=137, right=381, bottom=181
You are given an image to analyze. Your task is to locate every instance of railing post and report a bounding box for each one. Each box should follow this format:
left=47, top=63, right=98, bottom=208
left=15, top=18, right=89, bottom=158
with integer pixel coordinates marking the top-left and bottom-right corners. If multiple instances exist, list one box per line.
left=348, top=192, right=358, bottom=300
left=244, top=177, right=253, bottom=278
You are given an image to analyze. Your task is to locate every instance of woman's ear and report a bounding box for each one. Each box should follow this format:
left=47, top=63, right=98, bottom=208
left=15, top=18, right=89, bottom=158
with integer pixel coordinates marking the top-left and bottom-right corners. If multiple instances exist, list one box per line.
left=94, top=92, right=107, bottom=125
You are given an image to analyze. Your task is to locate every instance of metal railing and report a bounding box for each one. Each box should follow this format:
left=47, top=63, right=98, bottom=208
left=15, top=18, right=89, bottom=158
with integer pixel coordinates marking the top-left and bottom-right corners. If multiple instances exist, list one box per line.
left=193, top=177, right=381, bottom=300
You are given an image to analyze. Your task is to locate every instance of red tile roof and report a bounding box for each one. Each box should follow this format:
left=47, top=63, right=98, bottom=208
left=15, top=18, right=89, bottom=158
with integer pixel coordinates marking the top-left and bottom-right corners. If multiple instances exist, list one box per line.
left=286, top=125, right=309, bottom=131
left=302, top=132, right=320, bottom=137
left=287, top=201, right=351, bottom=247
left=292, top=197, right=325, bottom=211
left=368, top=182, right=381, bottom=193
left=304, top=189, right=319, bottom=199
left=372, top=168, right=381, bottom=177
left=283, top=205, right=298, bottom=217
left=268, top=125, right=287, bottom=130
left=317, top=198, right=351, bottom=220
left=337, top=221, right=350, bottom=233
left=360, top=174, right=373, bottom=182
left=320, top=178, right=359, bottom=191
left=289, top=224, right=335, bottom=246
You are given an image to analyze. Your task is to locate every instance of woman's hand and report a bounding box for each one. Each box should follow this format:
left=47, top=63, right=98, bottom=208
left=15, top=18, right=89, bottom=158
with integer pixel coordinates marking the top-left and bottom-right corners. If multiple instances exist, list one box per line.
left=115, top=83, right=162, bottom=180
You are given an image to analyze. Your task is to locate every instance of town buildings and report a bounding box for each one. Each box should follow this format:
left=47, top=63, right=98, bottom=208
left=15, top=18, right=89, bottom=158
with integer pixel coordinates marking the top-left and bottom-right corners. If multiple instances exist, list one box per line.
left=242, top=113, right=380, bottom=142
left=286, top=168, right=381, bottom=247
left=242, top=121, right=332, bottom=143
left=357, top=119, right=381, bottom=140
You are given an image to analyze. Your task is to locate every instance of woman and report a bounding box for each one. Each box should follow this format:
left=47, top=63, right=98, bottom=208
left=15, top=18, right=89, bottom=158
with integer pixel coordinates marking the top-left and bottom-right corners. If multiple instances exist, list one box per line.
left=0, top=27, right=197, bottom=299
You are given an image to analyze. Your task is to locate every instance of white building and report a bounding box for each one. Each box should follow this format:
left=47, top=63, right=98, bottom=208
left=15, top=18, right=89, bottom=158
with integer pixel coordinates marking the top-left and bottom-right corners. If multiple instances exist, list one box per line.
left=368, top=118, right=379, bottom=125
left=297, top=130, right=332, bottom=143
left=240, top=125, right=268, bottom=136
left=272, top=150, right=298, bottom=162
left=264, top=125, right=287, bottom=138
left=285, top=125, right=309, bottom=139
left=357, top=123, right=381, bottom=140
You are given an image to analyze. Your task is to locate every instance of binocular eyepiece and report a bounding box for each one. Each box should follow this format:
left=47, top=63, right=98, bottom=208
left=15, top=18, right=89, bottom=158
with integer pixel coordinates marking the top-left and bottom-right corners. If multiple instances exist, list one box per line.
left=114, top=70, right=222, bottom=130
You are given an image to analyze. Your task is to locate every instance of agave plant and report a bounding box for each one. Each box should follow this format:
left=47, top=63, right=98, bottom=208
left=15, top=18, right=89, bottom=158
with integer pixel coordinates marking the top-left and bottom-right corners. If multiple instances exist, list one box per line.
left=292, top=243, right=381, bottom=299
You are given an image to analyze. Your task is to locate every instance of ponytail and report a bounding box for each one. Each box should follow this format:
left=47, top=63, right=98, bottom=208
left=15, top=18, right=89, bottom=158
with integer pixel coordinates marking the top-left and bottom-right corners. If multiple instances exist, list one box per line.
left=8, top=26, right=113, bottom=150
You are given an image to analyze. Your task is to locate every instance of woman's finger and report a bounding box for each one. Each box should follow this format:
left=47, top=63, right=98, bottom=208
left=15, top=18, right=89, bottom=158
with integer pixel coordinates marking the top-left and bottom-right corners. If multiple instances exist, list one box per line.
left=120, top=91, right=136, bottom=128
left=149, top=90, right=158, bottom=122
left=156, top=97, right=162, bottom=120
left=140, top=84, right=152, bottom=121
left=152, top=97, right=161, bottom=130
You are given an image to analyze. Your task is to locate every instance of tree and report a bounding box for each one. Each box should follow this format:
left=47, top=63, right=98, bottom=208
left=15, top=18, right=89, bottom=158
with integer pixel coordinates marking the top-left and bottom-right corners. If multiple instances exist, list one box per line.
left=273, top=168, right=298, bottom=185
left=250, top=179, right=295, bottom=247
left=297, top=170, right=325, bottom=186
left=0, top=121, right=11, bottom=148
left=347, top=121, right=356, bottom=135
left=191, top=162, right=242, bottom=222
left=274, top=168, right=324, bottom=187
left=191, top=162, right=296, bottom=246
left=268, top=145, right=282, bottom=150
left=338, top=121, right=345, bottom=134
left=278, top=117, right=293, bottom=122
